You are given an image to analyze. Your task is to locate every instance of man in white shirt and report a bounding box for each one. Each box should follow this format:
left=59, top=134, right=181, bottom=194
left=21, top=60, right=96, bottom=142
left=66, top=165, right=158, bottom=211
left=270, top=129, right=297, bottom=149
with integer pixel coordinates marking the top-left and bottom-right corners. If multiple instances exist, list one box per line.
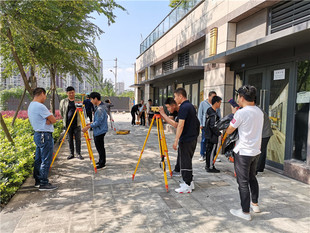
left=226, top=85, right=263, bottom=221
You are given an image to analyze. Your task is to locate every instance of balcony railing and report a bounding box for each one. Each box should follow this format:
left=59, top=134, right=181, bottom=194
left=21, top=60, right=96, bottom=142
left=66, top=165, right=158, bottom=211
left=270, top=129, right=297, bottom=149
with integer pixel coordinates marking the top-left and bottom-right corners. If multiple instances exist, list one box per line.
left=139, top=0, right=201, bottom=55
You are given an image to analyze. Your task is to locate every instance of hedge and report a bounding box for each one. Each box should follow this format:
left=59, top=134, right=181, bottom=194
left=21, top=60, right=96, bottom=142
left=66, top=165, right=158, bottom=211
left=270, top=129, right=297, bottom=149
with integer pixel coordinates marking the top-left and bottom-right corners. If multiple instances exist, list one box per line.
left=0, top=117, right=63, bottom=206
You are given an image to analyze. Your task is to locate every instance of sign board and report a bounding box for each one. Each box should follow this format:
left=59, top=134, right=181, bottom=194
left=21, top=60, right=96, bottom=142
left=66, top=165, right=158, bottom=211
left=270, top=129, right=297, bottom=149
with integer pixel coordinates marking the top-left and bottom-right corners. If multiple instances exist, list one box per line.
left=274, top=69, right=285, bottom=80
left=296, top=91, right=310, bottom=104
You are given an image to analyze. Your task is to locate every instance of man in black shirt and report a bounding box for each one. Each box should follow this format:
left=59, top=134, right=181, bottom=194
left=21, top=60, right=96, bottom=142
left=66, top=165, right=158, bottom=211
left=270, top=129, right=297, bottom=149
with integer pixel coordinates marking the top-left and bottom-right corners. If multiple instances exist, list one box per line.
left=59, top=86, right=83, bottom=160
left=205, top=96, right=222, bottom=173
left=83, top=95, right=94, bottom=122
left=173, top=88, right=200, bottom=193
left=131, top=104, right=142, bottom=126
left=159, top=97, right=180, bottom=177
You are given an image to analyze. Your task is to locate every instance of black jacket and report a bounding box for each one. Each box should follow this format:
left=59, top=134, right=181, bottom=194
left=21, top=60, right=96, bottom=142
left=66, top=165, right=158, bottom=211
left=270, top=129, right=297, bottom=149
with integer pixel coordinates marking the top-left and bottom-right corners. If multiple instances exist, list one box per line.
left=204, top=107, right=221, bottom=144
left=215, top=113, right=239, bottom=146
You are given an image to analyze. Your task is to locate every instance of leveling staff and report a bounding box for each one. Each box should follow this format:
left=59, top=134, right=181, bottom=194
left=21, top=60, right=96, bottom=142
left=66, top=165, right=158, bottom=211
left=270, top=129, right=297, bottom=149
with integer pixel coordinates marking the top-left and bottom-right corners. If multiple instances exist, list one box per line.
left=173, top=88, right=200, bottom=194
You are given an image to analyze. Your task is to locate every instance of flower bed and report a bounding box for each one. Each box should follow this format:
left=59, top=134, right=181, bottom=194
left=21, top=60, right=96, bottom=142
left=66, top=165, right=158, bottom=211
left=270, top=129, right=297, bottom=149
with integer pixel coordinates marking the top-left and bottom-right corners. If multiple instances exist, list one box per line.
left=1, top=110, right=62, bottom=120
left=0, top=117, right=63, bottom=206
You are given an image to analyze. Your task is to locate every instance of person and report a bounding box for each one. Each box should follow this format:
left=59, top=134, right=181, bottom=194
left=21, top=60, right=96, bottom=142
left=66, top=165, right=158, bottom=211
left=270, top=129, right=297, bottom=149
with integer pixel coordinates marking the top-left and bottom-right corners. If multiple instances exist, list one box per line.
left=256, top=108, right=273, bottom=174
left=197, top=91, right=221, bottom=162
left=131, top=104, right=142, bottom=126
left=59, top=86, right=83, bottom=160
left=147, top=99, right=154, bottom=125
left=139, top=100, right=147, bottom=126
left=104, top=99, right=114, bottom=128
left=226, top=85, right=263, bottom=221
left=205, top=96, right=222, bottom=173
left=173, top=88, right=200, bottom=193
left=28, top=87, right=57, bottom=191
left=83, top=94, right=94, bottom=123
left=159, top=97, right=180, bottom=177
left=82, top=92, right=108, bottom=169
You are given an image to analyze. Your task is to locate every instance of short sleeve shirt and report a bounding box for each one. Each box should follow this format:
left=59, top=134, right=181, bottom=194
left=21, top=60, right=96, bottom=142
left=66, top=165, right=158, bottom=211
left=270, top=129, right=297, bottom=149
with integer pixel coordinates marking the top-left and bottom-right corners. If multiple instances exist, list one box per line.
left=169, top=111, right=179, bottom=122
left=28, top=101, right=54, bottom=132
left=178, top=100, right=199, bottom=142
left=230, top=105, right=263, bottom=156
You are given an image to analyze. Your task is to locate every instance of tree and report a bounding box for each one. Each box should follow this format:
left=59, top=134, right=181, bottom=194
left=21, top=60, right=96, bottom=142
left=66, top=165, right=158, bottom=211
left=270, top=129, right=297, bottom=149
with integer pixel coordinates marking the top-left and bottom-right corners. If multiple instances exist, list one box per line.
left=169, top=0, right=185, bottom=8
left=119, top=90, right=134, bottom=99
left=93, top=78, right=116, bottom=97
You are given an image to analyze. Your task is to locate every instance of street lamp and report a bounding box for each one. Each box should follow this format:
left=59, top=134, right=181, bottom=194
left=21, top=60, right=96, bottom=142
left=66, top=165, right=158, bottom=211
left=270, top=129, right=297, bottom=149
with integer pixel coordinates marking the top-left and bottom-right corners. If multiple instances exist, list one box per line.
left=109, top=69, right=117, bottom=93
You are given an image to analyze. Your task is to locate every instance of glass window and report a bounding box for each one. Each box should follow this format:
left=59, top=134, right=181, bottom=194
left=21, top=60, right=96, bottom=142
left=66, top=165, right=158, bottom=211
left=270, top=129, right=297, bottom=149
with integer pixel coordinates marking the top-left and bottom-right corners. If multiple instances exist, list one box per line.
left=200, top=79, right=204, bottom=104
left=167, top=85, right=173, bottom=97
left=293, top=60, right=310, bottom=161
left=185, top=84, right=190, bottom=101
left=192, top=83, right=198, bottom=107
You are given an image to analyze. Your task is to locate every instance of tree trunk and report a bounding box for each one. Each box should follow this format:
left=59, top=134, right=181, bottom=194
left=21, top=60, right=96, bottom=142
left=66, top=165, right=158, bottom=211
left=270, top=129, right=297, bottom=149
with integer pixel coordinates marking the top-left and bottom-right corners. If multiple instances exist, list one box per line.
left=29, top=65, right=37, bottom=89
left=49, top=65, right=57, bottom=115
left=11, top=88, right=27, bottom=126
left=6, top=27, right=33, bottom=97
left=0, top=113, right=14, bottom=145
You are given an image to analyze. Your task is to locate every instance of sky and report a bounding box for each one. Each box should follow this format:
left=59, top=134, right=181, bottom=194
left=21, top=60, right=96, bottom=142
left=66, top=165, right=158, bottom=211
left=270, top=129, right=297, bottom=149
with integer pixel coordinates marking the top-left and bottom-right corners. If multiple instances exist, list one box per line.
left=92, top=0, right=172, bottom=90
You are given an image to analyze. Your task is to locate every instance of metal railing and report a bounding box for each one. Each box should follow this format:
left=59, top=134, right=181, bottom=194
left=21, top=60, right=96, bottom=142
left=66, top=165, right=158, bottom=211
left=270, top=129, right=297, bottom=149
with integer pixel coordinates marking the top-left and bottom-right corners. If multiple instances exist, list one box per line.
left=139, top=0, right=201, bottom=55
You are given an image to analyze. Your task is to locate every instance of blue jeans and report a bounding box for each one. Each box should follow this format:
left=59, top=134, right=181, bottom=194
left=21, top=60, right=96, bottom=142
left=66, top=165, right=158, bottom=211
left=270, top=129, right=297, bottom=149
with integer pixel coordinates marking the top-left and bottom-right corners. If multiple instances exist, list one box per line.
left=200, top=128, right=206, bottom=156
left=33, top=132, right=54, bottom=185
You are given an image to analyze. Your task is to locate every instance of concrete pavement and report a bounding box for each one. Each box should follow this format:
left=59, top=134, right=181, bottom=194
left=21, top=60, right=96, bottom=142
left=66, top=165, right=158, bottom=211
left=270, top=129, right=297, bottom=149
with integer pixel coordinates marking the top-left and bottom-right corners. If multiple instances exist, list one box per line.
left=1, top=113, right=310, bottom=233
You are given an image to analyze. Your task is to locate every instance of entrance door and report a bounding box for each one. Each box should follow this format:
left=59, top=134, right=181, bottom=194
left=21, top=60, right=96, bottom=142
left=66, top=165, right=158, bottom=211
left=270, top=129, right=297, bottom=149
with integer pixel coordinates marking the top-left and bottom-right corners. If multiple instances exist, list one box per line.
left=245, top=64, right=291, bottom=167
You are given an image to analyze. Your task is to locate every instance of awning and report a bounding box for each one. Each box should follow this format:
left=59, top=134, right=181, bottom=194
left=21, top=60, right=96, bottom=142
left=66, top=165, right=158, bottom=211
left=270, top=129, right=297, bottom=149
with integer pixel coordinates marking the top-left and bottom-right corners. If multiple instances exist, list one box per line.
left=140, top=65, right=204, bottom=85
left=129, top=83, right=144, bottom=88
left=203, top=21, right=310, bottom=64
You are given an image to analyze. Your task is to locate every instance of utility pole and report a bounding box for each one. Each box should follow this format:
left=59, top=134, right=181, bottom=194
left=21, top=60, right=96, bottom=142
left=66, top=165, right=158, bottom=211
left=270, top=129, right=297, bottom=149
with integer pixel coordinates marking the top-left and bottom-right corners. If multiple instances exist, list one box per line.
left=114, top=58, right=117, bottom=93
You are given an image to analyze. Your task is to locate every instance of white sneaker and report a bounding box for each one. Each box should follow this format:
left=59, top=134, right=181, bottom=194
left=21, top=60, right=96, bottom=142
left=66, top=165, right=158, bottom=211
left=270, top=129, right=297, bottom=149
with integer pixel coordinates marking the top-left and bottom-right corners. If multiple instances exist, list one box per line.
left=199, top=156, right=206, bottom=162
left=250, top=203, right=260, bottom=213
left=230, top=209, right=252, bottom=221
left=175, top=183, right=192, bottom=194
left=190, top=181, right=195, bottom=190
left=216, top=158, right=221, bottom=162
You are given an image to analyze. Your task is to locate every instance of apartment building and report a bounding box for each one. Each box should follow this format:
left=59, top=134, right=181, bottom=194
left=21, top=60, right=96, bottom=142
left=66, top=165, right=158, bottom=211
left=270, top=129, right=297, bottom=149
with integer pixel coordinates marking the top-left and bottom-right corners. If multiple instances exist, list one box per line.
left=133, top=0, right=310, bottom=183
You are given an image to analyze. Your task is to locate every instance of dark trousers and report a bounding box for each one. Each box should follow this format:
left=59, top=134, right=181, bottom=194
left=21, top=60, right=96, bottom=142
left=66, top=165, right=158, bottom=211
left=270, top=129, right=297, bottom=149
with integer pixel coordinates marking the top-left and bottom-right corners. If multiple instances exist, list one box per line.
left=86, top=111, right=92, bottom=123
left=33, top=132, right=54, bottom=185
left=67, top=125, right=81, bottom=155
left=234, top=153, right=259, bottom=213
left=179, top=139, right=197, bottom=186
left=140, top=112, right=145, bottom=126
left=131, top=112, right=136, bottom=125
left=94, top=133, right=106, bottom=166
left=174, top=148, right=181, bottom=172
left=205, top=141, right=217, bottom=168
left=256, top=137, right=270, bottom=173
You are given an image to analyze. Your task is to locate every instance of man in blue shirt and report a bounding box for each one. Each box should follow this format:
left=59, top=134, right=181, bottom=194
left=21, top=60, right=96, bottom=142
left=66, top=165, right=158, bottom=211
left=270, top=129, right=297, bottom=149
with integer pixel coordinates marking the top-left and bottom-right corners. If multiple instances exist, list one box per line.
left=173, top=88, right=200, bottom=193
left=197, top=91, right=221, bottom=161
left=82, top=92, right=108, bottom=169
left=28, top=88, right=57, bottom=191
left=83, top=94, right=94, bottom=123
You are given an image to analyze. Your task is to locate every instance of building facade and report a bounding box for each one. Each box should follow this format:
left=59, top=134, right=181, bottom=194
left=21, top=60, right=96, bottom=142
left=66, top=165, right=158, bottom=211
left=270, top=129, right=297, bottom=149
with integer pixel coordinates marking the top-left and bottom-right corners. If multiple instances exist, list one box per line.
left=133, top=0, right=310, bottom=183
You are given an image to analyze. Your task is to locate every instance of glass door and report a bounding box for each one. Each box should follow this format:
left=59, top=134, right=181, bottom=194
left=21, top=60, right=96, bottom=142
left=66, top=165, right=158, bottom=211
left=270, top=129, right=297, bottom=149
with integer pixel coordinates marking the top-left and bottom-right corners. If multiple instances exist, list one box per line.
left=245, top=65, right=290, bottom=166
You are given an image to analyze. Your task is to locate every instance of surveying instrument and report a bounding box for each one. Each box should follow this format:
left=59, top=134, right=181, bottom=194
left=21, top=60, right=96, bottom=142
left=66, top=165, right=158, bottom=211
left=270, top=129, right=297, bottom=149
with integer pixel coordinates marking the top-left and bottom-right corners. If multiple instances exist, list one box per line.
left=50, top=100, right=97, bottom=173
left=132, top=107, right=172, bottom=192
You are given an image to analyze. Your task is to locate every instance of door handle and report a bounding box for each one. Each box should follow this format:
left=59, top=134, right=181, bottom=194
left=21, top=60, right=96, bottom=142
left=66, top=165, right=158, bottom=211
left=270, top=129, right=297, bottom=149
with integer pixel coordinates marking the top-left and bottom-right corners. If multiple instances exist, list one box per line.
left=259, top=89, right=263, bottom=108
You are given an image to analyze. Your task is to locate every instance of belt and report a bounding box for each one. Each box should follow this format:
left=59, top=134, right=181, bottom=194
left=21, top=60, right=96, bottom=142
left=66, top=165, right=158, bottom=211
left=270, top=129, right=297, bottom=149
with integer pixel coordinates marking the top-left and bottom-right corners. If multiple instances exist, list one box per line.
left=35, top=131, right=53, bottom=134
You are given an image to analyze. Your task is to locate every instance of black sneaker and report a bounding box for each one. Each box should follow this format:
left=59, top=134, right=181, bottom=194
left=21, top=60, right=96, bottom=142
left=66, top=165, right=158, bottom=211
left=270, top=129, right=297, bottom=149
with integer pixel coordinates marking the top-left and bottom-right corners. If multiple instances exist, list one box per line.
left=39, top=183, right=58, bottom=191
left=208, top=167, right=220, bottom=173
left=78, top=154, right=84, bottom=160
left=34, top=181, right=40, bottom=188
left=96, top=164, right=106, bottom=169
left=67, top=154, right=74, bottom=160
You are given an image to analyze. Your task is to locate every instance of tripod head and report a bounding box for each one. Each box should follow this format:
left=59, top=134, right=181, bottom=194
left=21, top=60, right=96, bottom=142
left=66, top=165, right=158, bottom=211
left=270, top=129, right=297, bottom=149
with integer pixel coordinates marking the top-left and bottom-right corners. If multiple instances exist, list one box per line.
left=151, top=106, right=160, bottom=114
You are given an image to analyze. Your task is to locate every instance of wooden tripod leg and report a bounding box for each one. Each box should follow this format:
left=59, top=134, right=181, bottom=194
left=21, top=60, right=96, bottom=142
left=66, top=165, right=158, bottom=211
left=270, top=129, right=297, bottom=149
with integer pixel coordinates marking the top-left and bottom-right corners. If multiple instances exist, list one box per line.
left=158, top=118, right=172, bottom=177
left=212, top=132, right=227, bottom=165
left=132, top=115, right=155, bottom=180
left=78, top=109, right=97, bottom=173
left=156, top=117, right=169, bottom=192
left=50, top=109, right=78, bottom=168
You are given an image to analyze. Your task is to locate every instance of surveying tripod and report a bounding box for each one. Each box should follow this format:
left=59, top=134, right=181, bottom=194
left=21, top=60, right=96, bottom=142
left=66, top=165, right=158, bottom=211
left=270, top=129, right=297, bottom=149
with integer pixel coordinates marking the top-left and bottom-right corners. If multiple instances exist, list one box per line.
left=132, top=113, right=172, bottom=192
left=50, top=103, right=97, bottom=173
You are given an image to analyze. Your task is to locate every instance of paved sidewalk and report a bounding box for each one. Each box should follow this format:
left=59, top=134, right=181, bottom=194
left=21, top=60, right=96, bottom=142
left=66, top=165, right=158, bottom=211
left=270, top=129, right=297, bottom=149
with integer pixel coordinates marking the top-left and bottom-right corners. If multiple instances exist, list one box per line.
left=1, top=113, right=310, bottom=233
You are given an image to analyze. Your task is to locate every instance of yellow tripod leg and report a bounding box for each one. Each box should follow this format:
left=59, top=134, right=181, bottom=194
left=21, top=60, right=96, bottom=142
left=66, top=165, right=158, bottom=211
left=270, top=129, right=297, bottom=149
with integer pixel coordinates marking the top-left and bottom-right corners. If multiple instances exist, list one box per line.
left=132, top=115, right=155, bottom=180
left=78, top=109, right=97, bottom=173
left=156, top=117, right=169, bottom=192
left=50, top=109, right=78, bottom=168
left=212, top=132, right=227, bottom=165
left=158, top=118, right=172, bottom=177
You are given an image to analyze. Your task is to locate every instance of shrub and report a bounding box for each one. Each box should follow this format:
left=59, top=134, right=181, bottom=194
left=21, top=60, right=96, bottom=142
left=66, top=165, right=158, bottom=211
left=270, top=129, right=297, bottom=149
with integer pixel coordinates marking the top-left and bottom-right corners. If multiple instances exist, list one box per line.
left=0, top=117, right=63, bottom=206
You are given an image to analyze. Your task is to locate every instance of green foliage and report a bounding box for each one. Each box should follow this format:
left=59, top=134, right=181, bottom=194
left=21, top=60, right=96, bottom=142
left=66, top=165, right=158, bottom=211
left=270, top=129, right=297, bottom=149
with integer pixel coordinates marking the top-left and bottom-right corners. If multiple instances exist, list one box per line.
left=118, top=90, right=134, bottom=99
left=0, top=117, right=63, bottom=205
left=93, top=78, right=116, bottom=97
left=169, top=0, right=185, bottom=8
